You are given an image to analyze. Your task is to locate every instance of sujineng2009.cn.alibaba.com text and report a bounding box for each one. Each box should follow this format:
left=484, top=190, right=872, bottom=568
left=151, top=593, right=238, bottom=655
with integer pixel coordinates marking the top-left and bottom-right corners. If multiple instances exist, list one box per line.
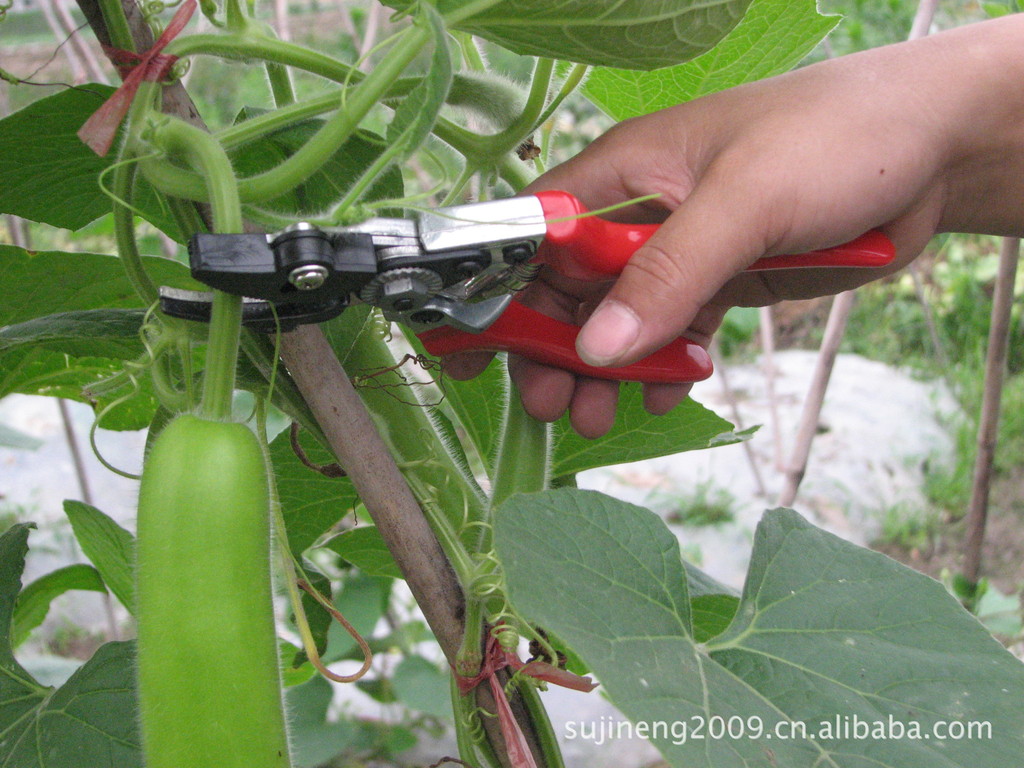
left=563, top=714, right=994, bottom=747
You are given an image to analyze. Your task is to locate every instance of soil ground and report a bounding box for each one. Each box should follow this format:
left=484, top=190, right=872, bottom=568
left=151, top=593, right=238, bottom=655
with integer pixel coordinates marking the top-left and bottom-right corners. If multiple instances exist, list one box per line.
left=876, top=468, right=1024, bottom=597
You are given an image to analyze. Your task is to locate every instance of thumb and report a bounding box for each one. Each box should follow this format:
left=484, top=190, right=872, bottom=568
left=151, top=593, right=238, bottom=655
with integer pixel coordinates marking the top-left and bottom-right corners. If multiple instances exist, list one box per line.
left=575, top=185, right=771, bottom=367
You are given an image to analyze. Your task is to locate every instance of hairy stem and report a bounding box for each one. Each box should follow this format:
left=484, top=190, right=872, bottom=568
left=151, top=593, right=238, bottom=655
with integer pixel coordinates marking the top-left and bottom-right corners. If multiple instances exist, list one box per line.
left=145, top=114, right=244, bottom=419
left=146, top=115, right=242, bottom=233
left=111, top=155, right=159, bottom=305
left=200, top=292, right=243, bottom=420
left=96, top=0, right=134, bottom=50
left=533, top=63, right=588, bottom=132
left=266, top=62, right=296, bottom=106
left=490, top=380, right=550, bottom=512
left=203, top=26, right=428, bottom=203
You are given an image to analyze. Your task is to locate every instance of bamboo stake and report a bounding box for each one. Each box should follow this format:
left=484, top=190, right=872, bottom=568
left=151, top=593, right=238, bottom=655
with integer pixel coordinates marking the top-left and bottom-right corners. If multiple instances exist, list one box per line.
left=908, top=262, right=951, bottom=374
left=777, top=290, right=856, bottom=507
left=710, top=338, right=767, bottom=497
left=758, top=305, right=785, bottom=470
left=38, top=0, right=88, bottom=83
left=962, top=237, right=1020, bottom=585
left=356, top=2, right=382, bottom=70
left=273, top=0, right=292, bottom=42
left=52, top=0, right=110, bottom=83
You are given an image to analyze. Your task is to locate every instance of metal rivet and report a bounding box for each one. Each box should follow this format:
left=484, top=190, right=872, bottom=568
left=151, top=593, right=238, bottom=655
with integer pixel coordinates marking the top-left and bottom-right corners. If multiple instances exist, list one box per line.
left=288, top=264, right=329, bottom=291
left=456, top=261, right=483, bottom=278
left=502, top=243, right=534, bottom=264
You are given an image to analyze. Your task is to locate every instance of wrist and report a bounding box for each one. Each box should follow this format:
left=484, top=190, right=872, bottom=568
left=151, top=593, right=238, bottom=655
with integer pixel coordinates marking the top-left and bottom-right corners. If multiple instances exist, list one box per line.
left=929, top=16, right=1024, bottom=236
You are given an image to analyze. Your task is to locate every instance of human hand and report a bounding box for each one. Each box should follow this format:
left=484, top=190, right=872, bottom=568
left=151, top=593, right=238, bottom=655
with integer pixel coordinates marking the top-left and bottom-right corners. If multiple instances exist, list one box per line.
left=445, top=16, right=1024, bottom=438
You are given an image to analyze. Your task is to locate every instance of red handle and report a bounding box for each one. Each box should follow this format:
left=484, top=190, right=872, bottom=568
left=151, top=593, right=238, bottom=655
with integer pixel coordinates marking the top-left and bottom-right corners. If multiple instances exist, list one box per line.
left=533, top=190, right=895, bottom=279
left=418, top=191, right=896, bottom=384
left=418, top=300, right=712, bottom=384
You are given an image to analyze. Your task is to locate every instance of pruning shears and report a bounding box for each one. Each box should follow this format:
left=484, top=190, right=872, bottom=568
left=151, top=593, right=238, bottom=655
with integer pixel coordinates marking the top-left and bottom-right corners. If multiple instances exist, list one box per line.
left=159, top=190, right=895, bottom=383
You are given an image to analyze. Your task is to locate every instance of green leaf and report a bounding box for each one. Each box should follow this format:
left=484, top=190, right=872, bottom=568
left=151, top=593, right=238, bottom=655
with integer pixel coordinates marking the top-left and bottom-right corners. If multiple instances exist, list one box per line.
left=0, top=347, right=114, bottom=400
left=552, top=386, right=742, bottom=475
left=269, top=425, right=359, bottom=556
left=320, top=304, right=380, bottom=369
left=63, top=501, right=136, bottom=615
left=285, top=676, right=359, bottom=768
left=437, top=355, right=508, bottom=470
left=584, top=0, right=838, bottom=119
left=0, top=85, right=180, bottom=238
left=0, top=249, right=180, bottom=429
left=3, top=641, right=141, bottom=768
left=0, top=348, right=157, bottom=432
left=496, top=492, right=1024, bottom=767
left=0, top=309, right=147, bottom=360
left=982, top=2, right=1012, bottom=18
left=385, top=0, right=752, bottom=70
left=391, top=654, right=451, bottom=719
left=325, top=572, right=391, bottom=662
left=0, top=245, right=197, bottom=328
left=0, top=422, right=42, bottom=450
left=279, top=639, right=317, bottom=687
left=1, top=524, right=41, bottom=691
left=323, top=526, right=403, bottom=579
left=230, top=122, right=403, bottom=217
left=691, top=593, right=739, bottom=643
left=11, top=564, right=106, bottom=649
left=0, top=525, right=141, bottom=767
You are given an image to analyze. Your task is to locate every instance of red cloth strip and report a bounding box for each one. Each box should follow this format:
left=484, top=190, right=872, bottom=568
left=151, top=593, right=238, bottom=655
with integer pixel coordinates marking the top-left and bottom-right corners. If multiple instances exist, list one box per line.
left=78, top=0, right=197, bottom=156
left=454, top=633, right=596, bottom=768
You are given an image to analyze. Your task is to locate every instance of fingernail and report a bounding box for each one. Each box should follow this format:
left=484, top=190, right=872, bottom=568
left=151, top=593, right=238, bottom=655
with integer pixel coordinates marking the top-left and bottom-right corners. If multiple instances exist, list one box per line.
left=577, top=300, right=641, bottom=366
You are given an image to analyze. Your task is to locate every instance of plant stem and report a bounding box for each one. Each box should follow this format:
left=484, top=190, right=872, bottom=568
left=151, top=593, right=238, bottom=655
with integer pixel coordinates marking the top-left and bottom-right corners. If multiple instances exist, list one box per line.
left=758, top=306, right=785, bottom=470
left=278, top=326, right=549, bottom=766
left=201, top=292, right=243, bottom=420
left=442, top=163, right=478, bottom=206
left=145, top=113, right=244, bottom=419
left=455, top=31, right=487, bottom=70
left=497, top=154, right=534, bottom=193
left=266, top=62, right=296, bottom=106
left=278, top=325, right=469, bottom=652
left=137, top=70, right=487, bottom=203
left=168, top=33, right=357, bottom=83
left=517, top=683, right=567, bottom=768
left=461, top=58, right=554, bottom=168
left=239, top=332, right=328, bottom=447
left=146, top=115, right=242, bottom=232
left=224, top=0, right=248, bottom=31
left=111, top=154, right=159, bottom=305
left=331, top=137, right=407, bottom=216
left=533, top=63, right=588, bottom=132
left=489, top=380, right=550, bottom=513
left=96, top=0, right=135, bottom=51
left=456, top=595, right=486, bottom=676
left=452, top=677, right=503, bottom=768
left=163, top=26, right=430, bottom=204
left=341, top=323, right=482, bottom=580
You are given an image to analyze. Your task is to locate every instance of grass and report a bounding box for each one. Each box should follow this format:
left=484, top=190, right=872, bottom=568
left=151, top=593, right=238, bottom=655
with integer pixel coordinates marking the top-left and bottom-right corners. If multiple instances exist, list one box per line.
left=875, top=501, right=941, bottom=552
left=648, top=479, right=737, bottom=528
